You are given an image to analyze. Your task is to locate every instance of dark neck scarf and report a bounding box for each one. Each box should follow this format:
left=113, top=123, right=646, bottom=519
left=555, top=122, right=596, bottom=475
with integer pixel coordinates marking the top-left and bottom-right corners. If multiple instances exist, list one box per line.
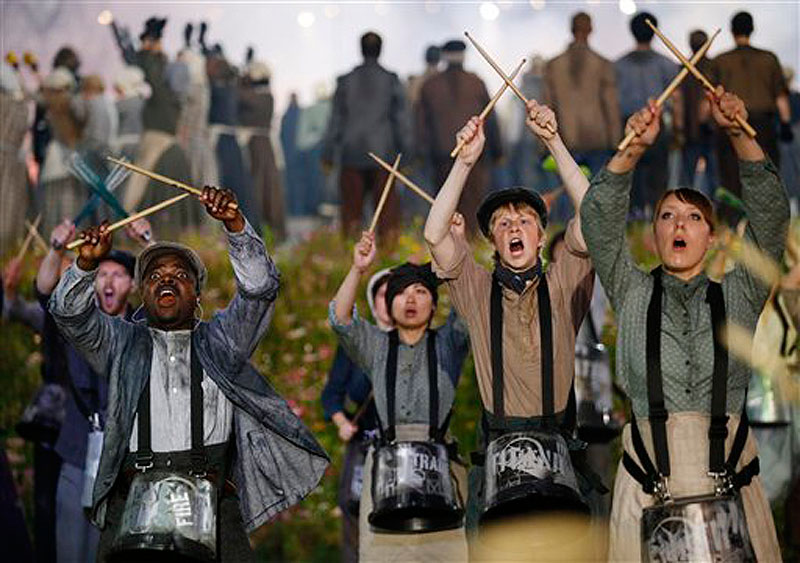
left=493, top=260, right=542, bottom=295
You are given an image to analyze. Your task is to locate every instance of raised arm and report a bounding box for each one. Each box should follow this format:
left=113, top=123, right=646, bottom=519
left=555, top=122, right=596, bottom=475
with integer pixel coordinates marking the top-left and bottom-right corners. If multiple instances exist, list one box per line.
left=334, top=231, right=376, bottom=325
left=424, top=116, right=484, bottom=268
left=580, top=104, right=659, bottom=309
left=36, top=220, right=75, bottom=296
left=524, top=100, right=590, bottom=251
left=49, top=223, right=118, bottom=375
left=710, top=87, right=789, bottom=302
left=201, top=188, right=280, bottom=359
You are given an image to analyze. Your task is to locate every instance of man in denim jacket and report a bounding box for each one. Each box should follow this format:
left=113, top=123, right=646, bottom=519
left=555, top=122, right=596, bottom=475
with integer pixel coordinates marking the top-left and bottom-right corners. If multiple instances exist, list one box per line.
left=50, top=186, right=328, bottom=561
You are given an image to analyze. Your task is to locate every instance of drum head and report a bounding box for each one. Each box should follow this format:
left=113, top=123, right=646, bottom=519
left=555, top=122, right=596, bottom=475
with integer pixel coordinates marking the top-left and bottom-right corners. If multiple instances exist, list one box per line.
left=369, top=503, right=465, bottom=533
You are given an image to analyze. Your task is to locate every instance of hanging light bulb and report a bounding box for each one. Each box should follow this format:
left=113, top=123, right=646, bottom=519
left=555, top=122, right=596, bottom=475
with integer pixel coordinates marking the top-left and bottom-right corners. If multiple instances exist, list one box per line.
left=619, top=0, right=637, bottom=16
left=480, top=2, right=500, bottom=21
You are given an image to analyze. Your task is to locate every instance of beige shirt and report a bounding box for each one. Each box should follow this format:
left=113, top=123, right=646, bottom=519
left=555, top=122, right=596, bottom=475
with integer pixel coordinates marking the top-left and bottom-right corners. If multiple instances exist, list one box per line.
left=433, top=223, right=594, bottom=417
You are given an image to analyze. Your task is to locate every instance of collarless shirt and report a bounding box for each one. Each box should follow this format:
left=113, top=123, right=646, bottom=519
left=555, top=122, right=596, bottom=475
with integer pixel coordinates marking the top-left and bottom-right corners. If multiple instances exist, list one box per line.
left=581, top=160, right=789, bottom=417
left=329, top=306, right=469, bottom=430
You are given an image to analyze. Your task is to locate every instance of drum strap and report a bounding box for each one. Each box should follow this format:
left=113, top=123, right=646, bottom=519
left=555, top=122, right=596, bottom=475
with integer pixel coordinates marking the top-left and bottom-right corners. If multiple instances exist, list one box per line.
left=490, top=274, right=554, bottom=422
left=135, top=338, right=206, bottom=475
left=383, top=329, right=443, bottom=443
left=623, top=268, right=758, bottom=495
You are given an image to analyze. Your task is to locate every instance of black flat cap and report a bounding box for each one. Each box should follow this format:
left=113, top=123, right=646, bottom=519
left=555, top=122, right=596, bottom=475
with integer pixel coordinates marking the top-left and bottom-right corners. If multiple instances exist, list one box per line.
left=441, top=40, right=466, bottom=53
left=477, top=187, right=548, bottom=237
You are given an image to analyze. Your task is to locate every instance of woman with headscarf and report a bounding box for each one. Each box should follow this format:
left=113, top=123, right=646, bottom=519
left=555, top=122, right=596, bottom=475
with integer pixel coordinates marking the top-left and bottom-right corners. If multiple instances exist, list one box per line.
left=329, top=217, right=470, bottom=562
left=581, top=87, right=787, bottom=561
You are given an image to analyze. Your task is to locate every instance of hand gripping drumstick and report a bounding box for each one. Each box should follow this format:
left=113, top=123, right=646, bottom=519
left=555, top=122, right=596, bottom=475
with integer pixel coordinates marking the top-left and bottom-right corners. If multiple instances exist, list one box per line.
left=66, top=193, right=190, bottom=250
left=464, top=32, right=556, bottom=135
left=106, top=156, right=239, bottom=211
left=369, top=154, right=402, bottom=234
left=617, top=28, right=720, bottom=151
left=645, top=20, right=756, bottom=138
left=451, top=59, right=526, bottom=158
left=368, top=153, right=435, bottom=205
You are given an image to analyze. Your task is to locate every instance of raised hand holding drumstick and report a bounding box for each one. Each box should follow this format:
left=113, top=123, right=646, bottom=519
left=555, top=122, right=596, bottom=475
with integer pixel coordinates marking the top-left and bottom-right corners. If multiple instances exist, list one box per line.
left=454, top=116, right=486, bottom=167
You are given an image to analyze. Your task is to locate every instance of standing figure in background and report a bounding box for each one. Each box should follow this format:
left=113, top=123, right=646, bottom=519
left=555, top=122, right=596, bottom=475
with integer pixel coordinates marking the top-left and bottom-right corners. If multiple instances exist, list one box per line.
left=38, top=66, right=84, bottom=236
left=71, top=74, right=118, bottom=172
left=116, top=16, right=193, bottom=232
left=614, top=12, right=679, bottom=219
left=416, top=40, right=503, bottom=236
left=176, top=23, right=218, bottom=197
left=0, top=61, right=30, bottom=255
left=296, top=84, right=334, bottom=217
left=711, top=11, right=791, bottom=215
left=281, top=93, right=304, bottom=217
left=678, top=30, right=718, bottom=195
left=239, top=49, right=286, bottom=239
left=112, top=65, right=146, bottom=161
left=545, top=12, right=620, bottom=176
left=779, top=67, right=800, bottom=206
left=322, top=31, right=411, bottom=240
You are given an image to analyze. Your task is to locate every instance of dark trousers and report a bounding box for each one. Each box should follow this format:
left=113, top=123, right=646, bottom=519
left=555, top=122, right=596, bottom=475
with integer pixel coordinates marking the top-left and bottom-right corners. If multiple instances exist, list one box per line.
left=339, top=167, right=400, bottom=240
left=680, top=139, right=718, bottom=195
left=0, top=445, right=33, bottom=562
left=34, top=443, right=61, bottom=563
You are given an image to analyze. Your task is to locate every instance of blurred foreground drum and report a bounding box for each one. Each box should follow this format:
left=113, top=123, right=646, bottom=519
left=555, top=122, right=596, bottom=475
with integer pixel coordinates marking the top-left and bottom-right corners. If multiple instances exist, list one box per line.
left=369, top=441, right=463, bottom=533
left=641, top=493, right=755, bottom=562
left=110, top=470, right=217, bottom=562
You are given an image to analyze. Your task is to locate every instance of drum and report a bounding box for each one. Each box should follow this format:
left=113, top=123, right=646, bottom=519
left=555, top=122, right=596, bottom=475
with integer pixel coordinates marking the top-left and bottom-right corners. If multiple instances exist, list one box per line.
left=369, top=441, right=463, bottom=533
left=110, top=470, right=217, bottom=562
left=482, top=430, right=588, bottom=524
left=641, top=493, right=755, bottom=562
left=574, top=342, right=619, bottom=443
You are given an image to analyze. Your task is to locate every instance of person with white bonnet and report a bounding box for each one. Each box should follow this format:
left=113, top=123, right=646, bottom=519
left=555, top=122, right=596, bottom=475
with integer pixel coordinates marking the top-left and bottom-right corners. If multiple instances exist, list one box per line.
left=112, top=65, right=147, bottom=160
left=0, top=60, right=30, bottom=254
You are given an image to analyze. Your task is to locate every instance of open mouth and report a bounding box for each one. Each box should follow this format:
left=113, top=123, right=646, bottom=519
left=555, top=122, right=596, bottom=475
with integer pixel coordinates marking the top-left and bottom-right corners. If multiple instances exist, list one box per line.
left=102, top=288, right=116, bottom=307
left=672, top=238, right=687, bottom=250
left=404, top=307, right=418, bottom=318
left=509, top=238, right=524, bottom=253
left=156, top=286, right=177, bottom=306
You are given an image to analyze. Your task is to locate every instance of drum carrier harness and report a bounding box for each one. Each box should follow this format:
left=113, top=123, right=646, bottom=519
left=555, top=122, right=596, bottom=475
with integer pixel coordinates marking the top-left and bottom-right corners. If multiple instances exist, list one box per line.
left=622, top=268, right=760, bottom=501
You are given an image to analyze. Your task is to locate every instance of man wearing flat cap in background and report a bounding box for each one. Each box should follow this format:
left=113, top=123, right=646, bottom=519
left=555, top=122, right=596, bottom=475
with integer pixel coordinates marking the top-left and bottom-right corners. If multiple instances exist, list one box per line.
left=416, top=39, right=503, bottom=236
left=49, top=186, right=329, bottom=561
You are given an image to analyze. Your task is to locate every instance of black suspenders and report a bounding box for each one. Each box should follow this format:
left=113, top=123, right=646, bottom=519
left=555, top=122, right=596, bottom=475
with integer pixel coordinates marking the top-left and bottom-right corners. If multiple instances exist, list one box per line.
left=135, top=336, right=207, bottom=475
left=383, top=329, right=444, bottom=443
left=623, top=269, right=759, bottom=498
left=490, top=275, right=554, bottom=421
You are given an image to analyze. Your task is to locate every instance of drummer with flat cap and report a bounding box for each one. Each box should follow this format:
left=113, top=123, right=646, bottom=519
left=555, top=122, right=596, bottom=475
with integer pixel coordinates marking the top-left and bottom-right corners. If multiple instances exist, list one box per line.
left=424, top=103, right=600, bottom=557
left=49, top=186, right=329, bottom=562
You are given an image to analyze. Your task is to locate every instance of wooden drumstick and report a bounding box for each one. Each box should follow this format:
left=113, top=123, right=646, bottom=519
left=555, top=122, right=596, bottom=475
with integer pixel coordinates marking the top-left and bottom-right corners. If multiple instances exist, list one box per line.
left=368, top=153, right=435, bottom=205
left=106, top=156, right=239, bottom=210
left=24, top=218, right=50, bottom=254
left=618, top=29, right=720, bottom=151
left=463, top=31, right=556, bottom=134
left=15, top=214, right=42, bottom=261
left=645, top=20, right=756, bottom=138
left=67, top=193, right=190, bottom=250
left=369, top=154, right=402, bottom=234
left=451, top=59, right=526, bottom=158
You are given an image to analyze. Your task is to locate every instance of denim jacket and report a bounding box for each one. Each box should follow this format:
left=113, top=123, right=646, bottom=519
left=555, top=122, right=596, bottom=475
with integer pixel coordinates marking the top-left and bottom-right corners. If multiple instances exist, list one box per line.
left=49, top=222, right=329, bottom=532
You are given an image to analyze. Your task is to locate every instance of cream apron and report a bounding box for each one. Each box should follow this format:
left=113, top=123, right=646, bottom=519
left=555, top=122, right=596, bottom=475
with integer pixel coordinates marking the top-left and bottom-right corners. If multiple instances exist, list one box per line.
left=359, top=424, right=468, bottom=562
left=608, top=412, right=781, bottom=562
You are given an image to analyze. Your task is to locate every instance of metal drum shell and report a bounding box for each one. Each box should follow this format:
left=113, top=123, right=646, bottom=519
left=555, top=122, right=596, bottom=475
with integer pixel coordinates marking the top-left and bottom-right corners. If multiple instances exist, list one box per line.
left=641, top=494, right=756, bottom=563
left=481, top=430, right=589, bottom=524
left=110, top=470, right=217, bottom=563
left=369, top=441, right=464, bottom=533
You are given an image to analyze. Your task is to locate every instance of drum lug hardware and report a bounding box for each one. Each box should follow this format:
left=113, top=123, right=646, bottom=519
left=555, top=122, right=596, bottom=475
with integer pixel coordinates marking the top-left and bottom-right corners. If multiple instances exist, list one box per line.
left=654, top=475, right=672, bottom=504
left=134, top=460, right=153, bottom=472
left=708, top=471, right=734, bottom=496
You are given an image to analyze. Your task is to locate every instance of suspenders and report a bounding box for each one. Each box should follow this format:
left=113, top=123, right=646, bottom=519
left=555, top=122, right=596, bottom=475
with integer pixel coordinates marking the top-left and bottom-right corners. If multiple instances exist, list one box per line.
left=623, top=268, right=759, bottom=500
left=135, top=337, right=207, bottom=476
left=381, top=329, right=448, bottom=443
left=490, top=274, right=555, bottom=422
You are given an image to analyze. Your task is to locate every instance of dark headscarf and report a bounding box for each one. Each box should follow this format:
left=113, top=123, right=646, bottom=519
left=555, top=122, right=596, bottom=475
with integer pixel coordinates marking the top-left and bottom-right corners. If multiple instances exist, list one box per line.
left=384, top=262, right=439, bottom=318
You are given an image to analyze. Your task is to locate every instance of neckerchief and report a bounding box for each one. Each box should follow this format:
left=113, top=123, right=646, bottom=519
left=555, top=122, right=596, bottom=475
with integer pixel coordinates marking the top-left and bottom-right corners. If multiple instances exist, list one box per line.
left=493, top=260, right=542, bottom=295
